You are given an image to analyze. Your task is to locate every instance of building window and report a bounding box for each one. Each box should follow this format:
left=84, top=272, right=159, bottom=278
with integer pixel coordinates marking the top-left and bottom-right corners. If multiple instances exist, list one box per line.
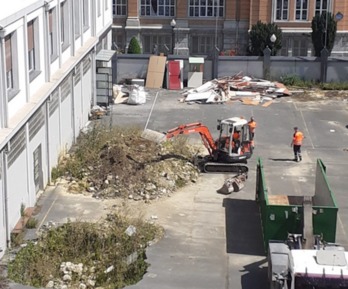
left=5, top=32, right=19, bottom=99
left=49, top=8, right=58, bottom=61
left=5, top=34, right=13, bottom=90
left=189, top=0, right=224, bottom=17
left=276, top=0, right=288, bottom=20
left=83, top=0, right=89, bottom=30
left=61, top=1, right=70, bottom=51
left=27, top=19, right=40, bottom=80
left=74, top=0, right=81, bottom=38
left=295, top=0, right=308, bottom=20
left=315, top=0, right=328, bottom=15
left=113, top=0, right=127, bottom=16
left=292, top=38, right=308, bottom=56
left=143, top=34, right=171, bottom=54
left=191, top=35, right=219, bottom=54
left=141, top=0, right=175, bottom=17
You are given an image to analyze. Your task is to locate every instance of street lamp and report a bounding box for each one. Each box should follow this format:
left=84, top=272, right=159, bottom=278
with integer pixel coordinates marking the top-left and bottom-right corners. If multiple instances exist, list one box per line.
left=270, top=34, right=277, bottom=54
left=170, top=19, right=176, bottom=54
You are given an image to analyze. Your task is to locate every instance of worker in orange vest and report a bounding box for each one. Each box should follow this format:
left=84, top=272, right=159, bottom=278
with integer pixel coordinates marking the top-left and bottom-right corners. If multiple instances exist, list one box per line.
left=291, top=127, right=304, bottom=162
left=248, top=117, right=257, bottom=148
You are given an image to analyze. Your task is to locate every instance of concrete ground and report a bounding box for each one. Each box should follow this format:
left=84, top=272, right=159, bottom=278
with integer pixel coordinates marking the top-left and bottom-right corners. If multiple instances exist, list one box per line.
left=9, top=88, right=348, bottom=289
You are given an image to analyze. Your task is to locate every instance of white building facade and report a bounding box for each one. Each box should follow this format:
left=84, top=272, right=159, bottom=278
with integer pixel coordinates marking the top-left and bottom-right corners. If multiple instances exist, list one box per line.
left=0, top=0, right=113, bottom=258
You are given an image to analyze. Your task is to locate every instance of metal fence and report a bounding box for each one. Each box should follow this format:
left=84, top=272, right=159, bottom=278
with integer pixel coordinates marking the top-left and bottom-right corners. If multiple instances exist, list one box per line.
left=112, top=49, right=348, bottom=85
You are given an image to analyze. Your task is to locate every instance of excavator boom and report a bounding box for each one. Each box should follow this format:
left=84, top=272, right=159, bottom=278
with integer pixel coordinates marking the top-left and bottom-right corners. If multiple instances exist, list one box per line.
left=166, top=122, right=217, bottom=156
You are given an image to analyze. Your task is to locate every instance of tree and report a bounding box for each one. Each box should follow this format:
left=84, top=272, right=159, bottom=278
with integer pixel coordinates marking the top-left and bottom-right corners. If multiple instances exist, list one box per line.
left=248, top=21, right=282, bottom=56
left=127, top=37, right=142, bottom=54
left=311, top=12, right=337, bottom=57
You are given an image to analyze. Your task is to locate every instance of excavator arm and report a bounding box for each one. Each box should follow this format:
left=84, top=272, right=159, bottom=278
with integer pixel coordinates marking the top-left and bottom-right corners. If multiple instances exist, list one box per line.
left=165, top=122, right=217, bottom=156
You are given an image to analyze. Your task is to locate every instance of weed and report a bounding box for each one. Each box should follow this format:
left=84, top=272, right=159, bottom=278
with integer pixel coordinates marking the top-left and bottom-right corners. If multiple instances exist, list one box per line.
left=20, top=204, right=25, bottom=217
left=25, top=217, right=38, bottom=229
left=8, top=215, right=162, bottom=289
left=10, top=232, right=25, bottom=247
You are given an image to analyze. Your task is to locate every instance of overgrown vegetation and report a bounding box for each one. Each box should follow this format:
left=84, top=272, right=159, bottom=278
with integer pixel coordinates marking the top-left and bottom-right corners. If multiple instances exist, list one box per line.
left=51, top=124, right=199, bottom=199
left=25, top=217, right=38, bottom=229
left=280, top=74, right=348, bottom=90
left=8, top=214, right=162, bottom=289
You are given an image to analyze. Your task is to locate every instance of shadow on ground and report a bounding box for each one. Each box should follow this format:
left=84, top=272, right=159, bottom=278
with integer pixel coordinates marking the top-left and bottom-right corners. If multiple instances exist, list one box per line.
left=223, top=198, right=265, bottom=256
left=269, top=158, right=296, bottom=162
left=240, top=258, right=268, bottom=289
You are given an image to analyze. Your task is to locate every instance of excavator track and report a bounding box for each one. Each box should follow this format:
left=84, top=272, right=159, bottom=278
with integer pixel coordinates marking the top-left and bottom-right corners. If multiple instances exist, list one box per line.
left=203, top=162, right=249, bottom=174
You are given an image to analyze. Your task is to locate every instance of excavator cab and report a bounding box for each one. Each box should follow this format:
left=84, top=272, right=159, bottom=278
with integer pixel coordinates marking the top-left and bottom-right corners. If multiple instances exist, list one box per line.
left=216, top=117, right=252, bottom=163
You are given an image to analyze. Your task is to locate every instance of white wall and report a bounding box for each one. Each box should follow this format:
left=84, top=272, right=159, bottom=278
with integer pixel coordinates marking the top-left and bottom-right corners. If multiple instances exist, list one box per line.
left=73, top=75, right=83, bottom=135
left=0, top=152, right=5, bottom=255
left=7, top=151, right=28, bottom=230
left=82, top=67, right=92, bottom=125
left=60, top=91, right=73, bottom=152
left=48, top=106, right=61, bottom=169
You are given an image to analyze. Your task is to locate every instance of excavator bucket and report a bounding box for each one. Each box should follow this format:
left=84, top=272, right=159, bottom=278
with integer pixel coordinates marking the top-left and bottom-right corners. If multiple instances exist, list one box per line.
left=141, top=128, right=166, bottom=143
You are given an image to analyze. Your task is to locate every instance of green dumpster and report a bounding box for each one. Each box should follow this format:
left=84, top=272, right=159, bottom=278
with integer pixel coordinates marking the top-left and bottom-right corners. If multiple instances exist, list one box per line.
left=256, top=158, right=338, bottom=252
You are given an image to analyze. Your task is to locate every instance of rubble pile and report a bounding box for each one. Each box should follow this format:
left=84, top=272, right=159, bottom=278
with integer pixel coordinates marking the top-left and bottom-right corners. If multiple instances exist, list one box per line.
left=61, top=134, right=200, bottom=202
left=181, top=73, right=291, bottom=105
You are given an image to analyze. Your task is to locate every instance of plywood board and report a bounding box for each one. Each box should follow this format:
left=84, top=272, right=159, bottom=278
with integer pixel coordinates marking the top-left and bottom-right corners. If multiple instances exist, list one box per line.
left=145, top=55, right=167, bottom=88
left=268, top=195, right=290, bottom=205
left=262, top=100, right=273, bottom=107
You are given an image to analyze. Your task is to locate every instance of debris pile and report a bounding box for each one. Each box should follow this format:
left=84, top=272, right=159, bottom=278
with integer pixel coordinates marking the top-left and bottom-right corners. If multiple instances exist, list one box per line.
left=181, top=73, right=291, bottom=106
left=113, top=84, right=147, bottom=105
left=89, top=105, right=108, bottom=120
left=56, top=128, right=200, bottom=202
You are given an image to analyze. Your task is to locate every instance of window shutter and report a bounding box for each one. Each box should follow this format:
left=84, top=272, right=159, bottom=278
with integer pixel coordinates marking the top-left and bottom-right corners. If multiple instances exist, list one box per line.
left=5, top=35, right=12, bottom=71
left=28, top=21, right=34, bottom=51
left=49, top=10, right=53, bottom=33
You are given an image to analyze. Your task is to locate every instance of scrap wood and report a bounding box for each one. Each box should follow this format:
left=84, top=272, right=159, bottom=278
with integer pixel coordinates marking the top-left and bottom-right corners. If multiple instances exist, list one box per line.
left=241, top=98, right=259, bottom=105
left=262, top=100, right=273, bottom=107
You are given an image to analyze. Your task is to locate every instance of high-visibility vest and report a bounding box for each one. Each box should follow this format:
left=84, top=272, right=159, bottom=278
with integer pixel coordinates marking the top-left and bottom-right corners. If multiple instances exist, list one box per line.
left=248, top=121, right=257, bottom=133
left=293, top=131, right=304, bottom=145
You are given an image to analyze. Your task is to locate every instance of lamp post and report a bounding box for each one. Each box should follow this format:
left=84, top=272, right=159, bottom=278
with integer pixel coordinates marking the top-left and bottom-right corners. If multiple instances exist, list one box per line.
left=270, top=34, right=277, bottom=55
left=170, top=19, right=176, bottom=55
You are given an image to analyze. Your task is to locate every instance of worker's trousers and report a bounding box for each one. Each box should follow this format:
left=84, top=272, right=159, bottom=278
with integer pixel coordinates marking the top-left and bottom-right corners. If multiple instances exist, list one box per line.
left=293, top=145, right=302, bottom=161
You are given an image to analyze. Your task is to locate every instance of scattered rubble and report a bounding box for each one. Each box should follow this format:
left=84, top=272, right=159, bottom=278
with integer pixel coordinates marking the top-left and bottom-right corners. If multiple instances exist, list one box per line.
left=181, top=73, right=291, bottom=105
left=88, top=105, right=108, bottom=120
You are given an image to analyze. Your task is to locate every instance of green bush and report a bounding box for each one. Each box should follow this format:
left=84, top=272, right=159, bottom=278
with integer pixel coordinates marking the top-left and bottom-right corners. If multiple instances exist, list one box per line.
left=311, top=12, right=337, bottom=57
left=248, top=21, right=282, bottom=56
left=127, top=37, right=142, bottom=54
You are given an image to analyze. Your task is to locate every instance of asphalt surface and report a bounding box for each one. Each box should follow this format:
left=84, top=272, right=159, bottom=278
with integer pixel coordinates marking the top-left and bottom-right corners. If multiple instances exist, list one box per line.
left=7, top=88, right=348, bottom=289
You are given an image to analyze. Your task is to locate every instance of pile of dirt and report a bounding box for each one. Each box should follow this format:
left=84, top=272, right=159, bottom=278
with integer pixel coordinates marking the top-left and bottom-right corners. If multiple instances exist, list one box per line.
left=56, top=126, right=201, bottom=202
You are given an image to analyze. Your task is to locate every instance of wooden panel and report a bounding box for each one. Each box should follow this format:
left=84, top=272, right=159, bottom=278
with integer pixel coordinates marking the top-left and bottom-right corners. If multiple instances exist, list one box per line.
left=268, top=195, right=290, bottom=205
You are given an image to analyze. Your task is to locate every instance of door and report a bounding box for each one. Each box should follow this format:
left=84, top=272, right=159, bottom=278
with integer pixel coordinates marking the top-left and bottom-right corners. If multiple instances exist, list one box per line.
left=33, top=145, right=43, bottom=194
left=168, top=61, right=181, bottom=90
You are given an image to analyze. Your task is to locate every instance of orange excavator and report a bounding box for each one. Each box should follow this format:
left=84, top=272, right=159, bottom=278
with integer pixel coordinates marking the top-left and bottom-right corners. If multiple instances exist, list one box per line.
left=165, top=117, right=253, bottom=173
